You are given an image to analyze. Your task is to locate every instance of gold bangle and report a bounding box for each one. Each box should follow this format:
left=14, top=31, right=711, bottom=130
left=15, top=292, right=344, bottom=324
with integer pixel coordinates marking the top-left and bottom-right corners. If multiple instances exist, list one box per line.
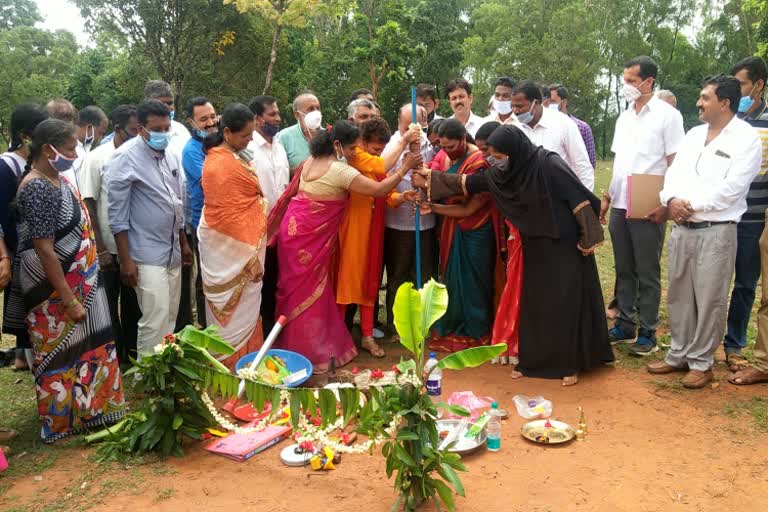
left=396, top=168, right=406, bottom=179
left=0, top=255, right=10, bottom=261
left=63, top=298, right=79, bottom=309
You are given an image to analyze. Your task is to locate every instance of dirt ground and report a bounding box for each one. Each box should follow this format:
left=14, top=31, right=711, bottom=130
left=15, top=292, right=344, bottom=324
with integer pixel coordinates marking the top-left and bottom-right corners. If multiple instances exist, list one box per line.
left=2, top=347, right=767, bottom=512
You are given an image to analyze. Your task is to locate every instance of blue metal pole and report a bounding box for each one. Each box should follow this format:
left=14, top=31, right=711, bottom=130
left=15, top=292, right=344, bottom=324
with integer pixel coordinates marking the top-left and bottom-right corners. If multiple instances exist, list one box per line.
left=411, top=86, right=422, bottom=289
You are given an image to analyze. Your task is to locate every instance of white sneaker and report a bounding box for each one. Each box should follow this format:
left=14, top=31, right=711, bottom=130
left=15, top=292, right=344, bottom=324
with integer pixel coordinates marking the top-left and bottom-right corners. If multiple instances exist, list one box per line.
left=373, top=328, right=385, bottom=339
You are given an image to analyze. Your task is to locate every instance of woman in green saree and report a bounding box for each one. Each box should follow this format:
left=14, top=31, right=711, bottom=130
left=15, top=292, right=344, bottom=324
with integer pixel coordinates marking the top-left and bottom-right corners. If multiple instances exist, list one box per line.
left=422, top=119, right=503, bottom=353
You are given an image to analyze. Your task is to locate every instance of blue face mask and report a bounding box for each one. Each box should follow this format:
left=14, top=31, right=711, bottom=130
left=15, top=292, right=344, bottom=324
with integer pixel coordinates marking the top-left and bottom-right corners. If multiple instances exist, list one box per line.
left=48, top=146, right=77, bottom=173
left=143, top=127, right=171, bottom=151
left=170, top=111, right=175, bottom=121
left=263, top=122, right=280, bottom=138
left=738, top=95, right=755, bottom=113
left=516, top=100, right=537, bottom=124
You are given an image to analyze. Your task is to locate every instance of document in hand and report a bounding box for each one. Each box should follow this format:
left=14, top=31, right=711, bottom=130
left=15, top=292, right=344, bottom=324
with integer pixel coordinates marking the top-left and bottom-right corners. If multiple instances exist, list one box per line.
left=627, top=174, right=665, bottom=219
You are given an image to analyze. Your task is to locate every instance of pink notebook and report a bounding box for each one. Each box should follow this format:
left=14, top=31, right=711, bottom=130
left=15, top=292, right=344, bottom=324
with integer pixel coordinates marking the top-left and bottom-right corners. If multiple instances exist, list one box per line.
left=205, top=425, right=292, bottom=462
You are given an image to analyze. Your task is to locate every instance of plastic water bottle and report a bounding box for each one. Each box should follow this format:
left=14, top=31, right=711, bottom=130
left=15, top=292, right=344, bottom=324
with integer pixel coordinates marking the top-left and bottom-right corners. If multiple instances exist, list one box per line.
left=486, top=402, right=502, bottom=452
left=424, top=352, right=443, bottom=417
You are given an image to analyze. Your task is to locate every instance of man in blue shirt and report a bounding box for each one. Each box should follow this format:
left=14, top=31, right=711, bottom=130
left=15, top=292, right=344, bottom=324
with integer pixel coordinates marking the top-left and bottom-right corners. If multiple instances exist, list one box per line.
left=106, top=100, right=193, bottom=359
left=181, top=97, right=219, bottom=328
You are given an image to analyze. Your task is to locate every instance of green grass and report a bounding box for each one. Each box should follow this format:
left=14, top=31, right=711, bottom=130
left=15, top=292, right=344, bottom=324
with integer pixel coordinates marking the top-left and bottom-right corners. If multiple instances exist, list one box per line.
left=722, top=397, right=768, bottom=432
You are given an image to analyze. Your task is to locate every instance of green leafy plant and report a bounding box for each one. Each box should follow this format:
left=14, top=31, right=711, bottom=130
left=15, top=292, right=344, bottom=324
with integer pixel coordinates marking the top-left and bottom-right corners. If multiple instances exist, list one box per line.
left=360, top=279, right=506, bottom=511
left=85, top=326, right=234, bottom=460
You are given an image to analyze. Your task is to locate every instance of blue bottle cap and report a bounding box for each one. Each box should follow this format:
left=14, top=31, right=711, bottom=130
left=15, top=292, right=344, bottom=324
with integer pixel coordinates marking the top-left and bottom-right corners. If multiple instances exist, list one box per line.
left=429, top=352, right=436, bottom=358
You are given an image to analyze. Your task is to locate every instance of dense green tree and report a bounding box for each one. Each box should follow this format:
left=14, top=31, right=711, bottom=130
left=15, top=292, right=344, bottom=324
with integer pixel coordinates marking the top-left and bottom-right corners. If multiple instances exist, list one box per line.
left=0, top=0, right=41, bottom=31
left=0, top=27, right=79, bottom=145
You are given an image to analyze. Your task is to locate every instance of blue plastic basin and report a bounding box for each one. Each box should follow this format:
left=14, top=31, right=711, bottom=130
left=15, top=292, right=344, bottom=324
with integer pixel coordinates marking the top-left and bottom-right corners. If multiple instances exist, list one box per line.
left=235, top=349, right=313, bottom=388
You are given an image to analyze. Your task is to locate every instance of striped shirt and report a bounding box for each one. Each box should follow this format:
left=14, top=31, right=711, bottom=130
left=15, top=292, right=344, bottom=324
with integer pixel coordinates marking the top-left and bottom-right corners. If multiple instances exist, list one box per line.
left=741, top=101, right=768, bottom=223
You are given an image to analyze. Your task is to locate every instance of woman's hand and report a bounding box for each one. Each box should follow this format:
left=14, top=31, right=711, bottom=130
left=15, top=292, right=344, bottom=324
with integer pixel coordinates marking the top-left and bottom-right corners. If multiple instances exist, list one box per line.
left=98, top=251, right=115, bottom=271
left=401, top=190, right=421, bottom=202
left=402, top=152, right=423, bottom=171
left=599, top=196, right=610, bottom=225
left=419, top=202, right=433, bottom=215
left=411, top=169, right=429, bottom=189
left=64, top=301, right=86, bottom=323
left=577, top=242, right=599, bottom=257
left=0, top=258, right=11, bottom=289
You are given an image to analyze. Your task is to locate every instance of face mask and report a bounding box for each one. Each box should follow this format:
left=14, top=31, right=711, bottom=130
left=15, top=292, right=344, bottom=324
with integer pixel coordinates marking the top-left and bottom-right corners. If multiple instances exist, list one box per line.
left=170, top=111, right=175, bottom=121
left=738, top=96, right=755, bottom=113
left=263, top=122, right=280, bottom=138
left=516, top=100, right=537, bottom=124
left=143, top=127, right=171, bottom=151
left=427, top=110, right=436, bottom=123
left=493, top=99, right=513, bottom=115
left=548, top=103, right=561, bottom=111
left=486, top=155, right=496, bottom=165
left=83, top=125, right=95, bottom=150
left=738, top=84, right=758, bottom=113
left=302, top=110, right=323, bottom=131
left=444, top=141, right=466, bottom=160
left=48, top=146, right=77, bottom=173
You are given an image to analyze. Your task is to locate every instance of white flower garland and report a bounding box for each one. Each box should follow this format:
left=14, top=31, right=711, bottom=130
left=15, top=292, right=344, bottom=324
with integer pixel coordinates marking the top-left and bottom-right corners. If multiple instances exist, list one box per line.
left=201, top=387, right=403, bottom=454
left=201, top=389, right=290, bottom=435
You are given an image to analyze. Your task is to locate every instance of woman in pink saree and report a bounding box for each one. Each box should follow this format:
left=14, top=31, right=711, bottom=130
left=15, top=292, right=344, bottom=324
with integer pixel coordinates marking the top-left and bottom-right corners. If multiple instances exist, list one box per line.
left=267, top=121, right=415, bottom=373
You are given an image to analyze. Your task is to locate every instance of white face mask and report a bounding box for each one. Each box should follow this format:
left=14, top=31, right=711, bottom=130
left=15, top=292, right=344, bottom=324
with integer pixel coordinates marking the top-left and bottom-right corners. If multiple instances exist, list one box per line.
left=301, top=110, right=323, bottom=130
left=621, top=78, right=650, bottom=103
left=493, top=99, right=513, bottom=115
left=548, top=103, right=561, bottom=111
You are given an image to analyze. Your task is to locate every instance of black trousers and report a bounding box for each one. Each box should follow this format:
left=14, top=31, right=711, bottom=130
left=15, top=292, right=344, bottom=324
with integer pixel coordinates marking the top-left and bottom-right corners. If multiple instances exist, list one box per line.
left=101, top=257, right=141, bottom=362
left=260, top=245, right=279, bottom=336
left=384, top=227, right=438, bottom=331
left=174, top=231, right=207, bottom=331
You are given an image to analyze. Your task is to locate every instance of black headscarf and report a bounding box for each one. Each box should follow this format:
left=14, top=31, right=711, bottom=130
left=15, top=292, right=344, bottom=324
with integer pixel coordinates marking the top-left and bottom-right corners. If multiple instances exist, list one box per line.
left=485, top=125, right=598, bottom=238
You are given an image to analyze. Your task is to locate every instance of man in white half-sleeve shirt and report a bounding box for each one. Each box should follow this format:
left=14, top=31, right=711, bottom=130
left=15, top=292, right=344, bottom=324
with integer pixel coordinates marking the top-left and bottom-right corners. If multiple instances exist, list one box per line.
left=446, top=78, right=485, bottom=138
left=602, top=56, right=685, bottom=357
left=511, top=80, right=594, bottom=190
left=647, top=74, right=763, bottom=389
left=244, top=95, right=289, bottom=336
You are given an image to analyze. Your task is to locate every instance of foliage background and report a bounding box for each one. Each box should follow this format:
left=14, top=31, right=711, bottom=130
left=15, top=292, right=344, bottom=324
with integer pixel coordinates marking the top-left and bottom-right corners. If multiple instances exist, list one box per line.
left=1, top=0, right=767, bottom=156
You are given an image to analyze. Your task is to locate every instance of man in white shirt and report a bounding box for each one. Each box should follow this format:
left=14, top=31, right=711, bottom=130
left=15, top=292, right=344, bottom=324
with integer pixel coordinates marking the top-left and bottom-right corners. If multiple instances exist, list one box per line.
left=245, top=95, right=291, bottom=335
left=602, top=56, right=686, bottom=356
left=484, top=77, right=519, bottom=125
left=79, top=104, right=141, bottom=361
left=648, top=74, right=763, bottom=389
left=511, top=80, right=594, bottom=190
left=382, top=104, right=432, bottom=335
left=70, top=106, right=108, bottom=191
left=446, top=79, right=485, bottom=138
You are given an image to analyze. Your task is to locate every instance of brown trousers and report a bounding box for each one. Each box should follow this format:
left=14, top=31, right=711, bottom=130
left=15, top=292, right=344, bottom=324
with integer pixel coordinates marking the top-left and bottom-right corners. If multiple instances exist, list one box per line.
left=752, top=210, right=768, bottom=372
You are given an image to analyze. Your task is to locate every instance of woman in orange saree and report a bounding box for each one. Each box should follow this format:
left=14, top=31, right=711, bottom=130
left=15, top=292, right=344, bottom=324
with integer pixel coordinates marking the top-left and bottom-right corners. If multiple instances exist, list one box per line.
left=198, top=104, right=267, bottom=370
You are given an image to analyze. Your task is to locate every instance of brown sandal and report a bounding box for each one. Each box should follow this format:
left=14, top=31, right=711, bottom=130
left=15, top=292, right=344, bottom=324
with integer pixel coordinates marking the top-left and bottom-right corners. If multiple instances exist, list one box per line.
left=726, top=353, right=750, bottom=373
left=361, top=337, right=385, bottom=358
left=728, top=367, right=768, bottom=386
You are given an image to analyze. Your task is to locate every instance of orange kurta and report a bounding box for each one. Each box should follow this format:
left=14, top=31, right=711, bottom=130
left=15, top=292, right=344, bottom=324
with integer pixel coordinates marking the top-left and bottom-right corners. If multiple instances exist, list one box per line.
left=335, top=148, right=387, bottom=305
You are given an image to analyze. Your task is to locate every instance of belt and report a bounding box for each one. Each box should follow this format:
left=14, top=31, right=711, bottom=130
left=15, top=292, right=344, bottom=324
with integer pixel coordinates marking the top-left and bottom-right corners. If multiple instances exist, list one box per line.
left=680, top=220, right=736, bottom=229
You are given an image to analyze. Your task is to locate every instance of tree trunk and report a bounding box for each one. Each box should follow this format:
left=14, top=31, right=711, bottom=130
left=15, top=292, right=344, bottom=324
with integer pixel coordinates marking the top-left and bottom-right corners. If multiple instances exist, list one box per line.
left=263, top=22, right=282, bottom=94
left=601, top=71, right=612, bottom=160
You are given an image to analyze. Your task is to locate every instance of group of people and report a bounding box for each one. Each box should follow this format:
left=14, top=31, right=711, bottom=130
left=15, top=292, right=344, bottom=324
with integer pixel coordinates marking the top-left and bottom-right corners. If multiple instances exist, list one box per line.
left=1, top=53, right=767, bottom=443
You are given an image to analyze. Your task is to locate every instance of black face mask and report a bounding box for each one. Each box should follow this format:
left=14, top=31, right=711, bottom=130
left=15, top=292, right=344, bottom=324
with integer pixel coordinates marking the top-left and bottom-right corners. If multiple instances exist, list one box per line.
left=427, top=110, right=436, bottom=123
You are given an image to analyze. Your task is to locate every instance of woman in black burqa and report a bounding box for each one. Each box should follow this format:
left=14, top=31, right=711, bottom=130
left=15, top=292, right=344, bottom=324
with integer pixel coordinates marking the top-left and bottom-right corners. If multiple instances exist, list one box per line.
left=415, top=125, right=614, bottom=385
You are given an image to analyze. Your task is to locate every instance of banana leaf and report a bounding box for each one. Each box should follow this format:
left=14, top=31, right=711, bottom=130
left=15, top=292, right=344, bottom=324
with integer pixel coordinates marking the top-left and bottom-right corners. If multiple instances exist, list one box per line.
left=436, top=344, right=508, bottom=371
left=419, top=279, right=448, bottom=341
left=176, top=325, right=235, bottom=355
left=393, top=283, right=423, bottom=356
